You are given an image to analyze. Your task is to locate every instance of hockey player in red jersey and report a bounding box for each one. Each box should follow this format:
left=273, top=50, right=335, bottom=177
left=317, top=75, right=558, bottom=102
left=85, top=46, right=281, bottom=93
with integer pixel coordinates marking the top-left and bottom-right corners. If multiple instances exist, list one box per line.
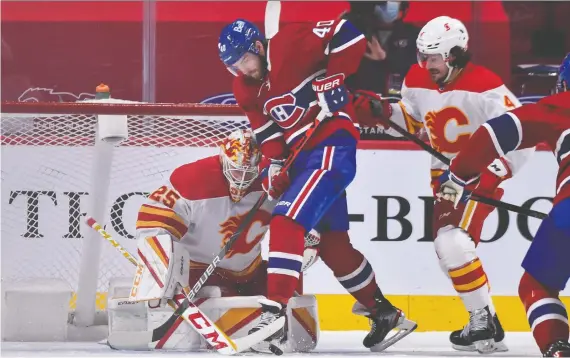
left=437, top=53, right=570, bottom=357
left=218, top=19, right=415, bottom=353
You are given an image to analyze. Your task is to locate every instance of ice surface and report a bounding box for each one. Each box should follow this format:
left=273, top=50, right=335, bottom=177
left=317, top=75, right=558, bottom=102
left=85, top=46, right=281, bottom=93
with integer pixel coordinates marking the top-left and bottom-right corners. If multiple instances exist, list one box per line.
left=1, top=331, right=540, bottom=357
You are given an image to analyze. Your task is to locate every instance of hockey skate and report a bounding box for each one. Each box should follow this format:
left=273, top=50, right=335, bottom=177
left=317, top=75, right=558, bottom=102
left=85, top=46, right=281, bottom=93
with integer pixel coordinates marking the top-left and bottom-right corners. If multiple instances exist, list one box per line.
left=450, top=306, right=500, bottom=354
left=543, top=340, right=570, bottom=357
left=248, top=299, right=288, bottom=356
left=450, top=312, right=508, bottom=353
left=359, top=290, right=417, bottom=352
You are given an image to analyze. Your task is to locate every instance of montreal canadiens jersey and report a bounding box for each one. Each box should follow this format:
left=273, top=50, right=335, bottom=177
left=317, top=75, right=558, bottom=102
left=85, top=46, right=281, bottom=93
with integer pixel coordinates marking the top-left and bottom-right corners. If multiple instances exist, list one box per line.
left=135, top=156, right=275, bottom=275
left=387, top=63, right=534, bottom=178
left=233, top=19, right=366, bottom=159
left=451, top=91, right=570, bottom=205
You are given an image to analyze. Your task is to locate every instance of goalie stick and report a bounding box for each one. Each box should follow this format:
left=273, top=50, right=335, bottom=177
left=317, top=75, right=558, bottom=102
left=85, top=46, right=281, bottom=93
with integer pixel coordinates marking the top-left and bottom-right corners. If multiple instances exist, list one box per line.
left=85, top=216, right=282, bottom=355
left=357, top=91, right=548, bottom=220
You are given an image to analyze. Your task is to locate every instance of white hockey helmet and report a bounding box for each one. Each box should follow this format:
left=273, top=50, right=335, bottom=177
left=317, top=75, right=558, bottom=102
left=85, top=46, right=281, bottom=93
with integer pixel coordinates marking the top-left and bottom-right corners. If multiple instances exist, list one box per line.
left=219, top=129, right=261, bottom=202
left=416, top=16, right=469, bottom=76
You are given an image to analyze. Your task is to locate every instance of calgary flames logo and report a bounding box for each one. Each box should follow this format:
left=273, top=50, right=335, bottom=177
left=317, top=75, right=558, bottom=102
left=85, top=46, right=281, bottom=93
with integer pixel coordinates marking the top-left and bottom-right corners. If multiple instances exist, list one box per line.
left=219, top=210, right=271, bottom=258
left=424, top=107, right=471, bottom=154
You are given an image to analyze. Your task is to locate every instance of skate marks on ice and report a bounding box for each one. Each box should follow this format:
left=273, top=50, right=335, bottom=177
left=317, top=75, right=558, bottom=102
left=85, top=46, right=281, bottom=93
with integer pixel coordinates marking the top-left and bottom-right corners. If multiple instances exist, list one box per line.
left=1, top=332, right=540, bottom=357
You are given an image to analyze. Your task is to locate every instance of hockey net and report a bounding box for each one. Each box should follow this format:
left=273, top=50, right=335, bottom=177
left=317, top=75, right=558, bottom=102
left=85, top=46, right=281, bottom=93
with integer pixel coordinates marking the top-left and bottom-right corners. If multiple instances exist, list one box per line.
left=1, top=100, right=249, bottom=315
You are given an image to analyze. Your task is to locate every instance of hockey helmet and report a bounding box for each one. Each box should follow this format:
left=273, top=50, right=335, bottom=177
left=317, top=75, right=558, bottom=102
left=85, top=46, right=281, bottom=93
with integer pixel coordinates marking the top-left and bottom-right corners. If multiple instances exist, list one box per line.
left=219, top=129, right=262, bottom=202
left=416, top=16, right=469, bottom=78
left=218, top=19, right=264, bottom=75
left=557, top=53, right=570, bottom=93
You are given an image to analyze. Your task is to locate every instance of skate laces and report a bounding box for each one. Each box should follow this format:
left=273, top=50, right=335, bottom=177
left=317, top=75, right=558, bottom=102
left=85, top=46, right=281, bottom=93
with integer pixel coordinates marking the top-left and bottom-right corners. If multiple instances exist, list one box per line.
left=469, top=308, right=490, bottom=332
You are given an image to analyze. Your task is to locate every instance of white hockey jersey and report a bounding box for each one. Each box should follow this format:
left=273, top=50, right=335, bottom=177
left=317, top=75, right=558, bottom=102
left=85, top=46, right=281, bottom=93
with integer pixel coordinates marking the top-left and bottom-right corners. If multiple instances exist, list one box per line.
left=388, top=63, right=534, bottom=179
left=136, top=155, right=275, bottom=279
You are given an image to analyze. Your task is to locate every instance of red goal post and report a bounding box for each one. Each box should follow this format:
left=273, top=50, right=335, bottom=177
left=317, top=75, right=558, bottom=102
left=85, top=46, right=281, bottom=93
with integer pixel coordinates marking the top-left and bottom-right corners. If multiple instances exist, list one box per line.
left=1, top=100, right=251, bottom=326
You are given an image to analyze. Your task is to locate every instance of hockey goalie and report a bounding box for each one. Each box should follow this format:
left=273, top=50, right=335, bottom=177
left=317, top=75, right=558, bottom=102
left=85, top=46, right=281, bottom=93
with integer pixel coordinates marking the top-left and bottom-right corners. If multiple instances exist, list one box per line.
left=106, top=129, right=321, bottom=352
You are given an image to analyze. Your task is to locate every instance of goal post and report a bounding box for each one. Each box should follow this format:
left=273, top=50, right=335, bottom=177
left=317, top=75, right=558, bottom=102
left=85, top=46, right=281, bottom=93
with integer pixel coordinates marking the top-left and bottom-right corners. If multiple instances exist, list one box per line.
left=1, top=100, right=249, bottom=326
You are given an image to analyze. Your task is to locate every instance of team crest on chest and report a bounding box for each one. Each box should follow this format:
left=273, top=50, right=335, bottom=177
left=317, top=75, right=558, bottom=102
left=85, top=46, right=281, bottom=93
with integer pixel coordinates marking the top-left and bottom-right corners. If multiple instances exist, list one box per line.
left=264, top=93, right=306, bottom=129
left=219, top=210, right=271, bottom=258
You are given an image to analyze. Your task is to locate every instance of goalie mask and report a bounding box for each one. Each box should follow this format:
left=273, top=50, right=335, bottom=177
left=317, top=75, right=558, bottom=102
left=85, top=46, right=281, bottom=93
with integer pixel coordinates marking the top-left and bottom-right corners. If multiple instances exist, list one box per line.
left=220, top=129, right=261, bottom=202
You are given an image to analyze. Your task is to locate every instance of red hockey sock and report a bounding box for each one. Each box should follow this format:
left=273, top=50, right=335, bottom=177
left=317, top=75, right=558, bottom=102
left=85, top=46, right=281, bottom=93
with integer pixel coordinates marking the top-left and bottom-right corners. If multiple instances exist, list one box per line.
left=519, top=271, right=569, bottom=353
left=319, top=231, right=378, bottom=309
left=266, top=215, right=305, bottom=306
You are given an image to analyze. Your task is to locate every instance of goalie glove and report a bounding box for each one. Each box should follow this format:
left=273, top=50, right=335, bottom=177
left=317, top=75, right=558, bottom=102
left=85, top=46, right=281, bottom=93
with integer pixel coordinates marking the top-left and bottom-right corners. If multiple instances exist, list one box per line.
left=312, top=73, right=349, bottom=117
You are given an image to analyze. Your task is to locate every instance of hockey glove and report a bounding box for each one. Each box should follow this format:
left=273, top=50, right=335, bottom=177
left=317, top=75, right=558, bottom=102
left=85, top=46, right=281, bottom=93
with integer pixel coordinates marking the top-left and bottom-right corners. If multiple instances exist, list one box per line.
left=312, top=74, right=349, bottom=117
left=352, top=90, right=392, bottom=128
left=261, top=159, right=290, bottom=201
left=436, top=170, right=477, bottom=208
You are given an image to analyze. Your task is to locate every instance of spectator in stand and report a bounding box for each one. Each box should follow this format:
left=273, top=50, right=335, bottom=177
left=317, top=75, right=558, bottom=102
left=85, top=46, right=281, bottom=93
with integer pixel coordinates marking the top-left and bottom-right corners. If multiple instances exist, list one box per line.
left=342, top=1, right=420, bottom=141
left=343, top=1, right=419, bottom=96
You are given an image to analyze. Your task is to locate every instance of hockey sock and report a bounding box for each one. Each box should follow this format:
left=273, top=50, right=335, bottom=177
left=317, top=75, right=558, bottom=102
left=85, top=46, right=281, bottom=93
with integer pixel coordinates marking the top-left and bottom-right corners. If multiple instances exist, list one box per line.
left=319, top=231, right=377, bottom=309
left=448, top=257, right=494, bottom=314
left=267, top=215, right=305, bottom=306
left=519, top=271, right=569, bottom=353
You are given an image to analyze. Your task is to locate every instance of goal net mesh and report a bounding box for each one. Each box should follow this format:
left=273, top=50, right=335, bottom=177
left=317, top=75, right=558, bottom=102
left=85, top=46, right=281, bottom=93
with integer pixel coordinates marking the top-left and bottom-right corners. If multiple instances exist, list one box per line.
left=1, top=106, right=249, bottom=309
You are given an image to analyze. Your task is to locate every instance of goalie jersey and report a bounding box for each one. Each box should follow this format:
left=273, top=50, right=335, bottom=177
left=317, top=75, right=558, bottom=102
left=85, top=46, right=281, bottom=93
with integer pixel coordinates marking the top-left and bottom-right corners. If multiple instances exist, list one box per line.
left=386, top=63, right=534, bottom=179
left=450, top=91, right=570, bottom=205
left=135, top=155, right=275, bottom=278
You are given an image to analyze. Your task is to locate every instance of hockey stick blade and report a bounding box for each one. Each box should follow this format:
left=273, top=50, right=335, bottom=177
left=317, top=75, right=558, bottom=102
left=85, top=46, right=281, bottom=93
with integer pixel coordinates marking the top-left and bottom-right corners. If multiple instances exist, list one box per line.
left=369, top=316, right=418, bottom=352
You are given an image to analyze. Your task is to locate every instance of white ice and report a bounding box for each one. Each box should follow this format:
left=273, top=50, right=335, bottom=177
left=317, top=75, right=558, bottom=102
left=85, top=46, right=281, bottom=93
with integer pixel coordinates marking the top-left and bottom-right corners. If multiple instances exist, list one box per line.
left=1, top=330, right=541, bottom=357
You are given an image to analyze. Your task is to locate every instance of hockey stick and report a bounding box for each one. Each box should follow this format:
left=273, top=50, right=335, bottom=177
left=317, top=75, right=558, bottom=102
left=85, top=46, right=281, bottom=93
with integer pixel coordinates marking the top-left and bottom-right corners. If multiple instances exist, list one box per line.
left=384, top=119, right=548, bottom=219
left=356, top=91, right=547, bottom=219
left=85, top=216, right=280, bottom=354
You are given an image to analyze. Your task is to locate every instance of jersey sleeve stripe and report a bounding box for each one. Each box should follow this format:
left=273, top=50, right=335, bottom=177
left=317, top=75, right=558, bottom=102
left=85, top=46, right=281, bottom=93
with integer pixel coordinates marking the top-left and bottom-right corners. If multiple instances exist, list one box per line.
left=555, top=129, right=570, bottom=164
left=482, top=112, right=522, bottom=156
left=328, top=20, right=365, bottom=54
left=139, top=204, right=186, bottom=227
left=253, top=120, right=283, bottom=145
left=136, top=220, right=185, bottom=240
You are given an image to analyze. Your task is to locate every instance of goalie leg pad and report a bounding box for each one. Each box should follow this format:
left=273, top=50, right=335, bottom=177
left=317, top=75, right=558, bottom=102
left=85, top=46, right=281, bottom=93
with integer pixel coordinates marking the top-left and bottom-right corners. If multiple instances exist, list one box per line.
left=434, top=228, right=493, bottom=312
left=147, top=301, right=203, bottom=351
left=130, top=235, right=190, bottom=301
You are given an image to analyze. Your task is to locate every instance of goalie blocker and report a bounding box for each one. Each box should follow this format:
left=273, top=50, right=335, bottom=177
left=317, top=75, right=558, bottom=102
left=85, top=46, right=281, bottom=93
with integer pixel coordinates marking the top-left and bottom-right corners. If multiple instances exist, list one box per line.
left=107, top=232, right=321, bottom=352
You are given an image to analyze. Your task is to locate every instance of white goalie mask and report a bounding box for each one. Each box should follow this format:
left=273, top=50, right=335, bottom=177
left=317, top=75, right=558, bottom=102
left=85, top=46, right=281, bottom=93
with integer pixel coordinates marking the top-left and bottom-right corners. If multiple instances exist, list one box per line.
left=416, top=16, right=469, bottom=82
left=219, top=129, right=262, bottom=202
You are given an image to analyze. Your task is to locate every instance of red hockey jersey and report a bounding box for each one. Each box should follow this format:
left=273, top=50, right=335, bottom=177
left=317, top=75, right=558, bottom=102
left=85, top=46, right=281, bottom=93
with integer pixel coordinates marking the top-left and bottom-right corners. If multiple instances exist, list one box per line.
left=450, top=91, right=570, bottom=204
left=233, top=19, right=366, bottom=159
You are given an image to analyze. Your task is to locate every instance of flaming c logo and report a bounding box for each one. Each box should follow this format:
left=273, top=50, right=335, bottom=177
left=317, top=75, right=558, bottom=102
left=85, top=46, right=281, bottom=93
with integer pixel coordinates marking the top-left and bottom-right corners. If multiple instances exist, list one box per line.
left=219, top=210, right=271, bottom=258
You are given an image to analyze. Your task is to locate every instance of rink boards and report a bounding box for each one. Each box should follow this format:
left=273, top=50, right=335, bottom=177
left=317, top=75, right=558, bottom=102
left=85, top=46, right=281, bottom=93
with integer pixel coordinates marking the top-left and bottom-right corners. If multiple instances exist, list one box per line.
left=3, top=145, right=567, bottom=331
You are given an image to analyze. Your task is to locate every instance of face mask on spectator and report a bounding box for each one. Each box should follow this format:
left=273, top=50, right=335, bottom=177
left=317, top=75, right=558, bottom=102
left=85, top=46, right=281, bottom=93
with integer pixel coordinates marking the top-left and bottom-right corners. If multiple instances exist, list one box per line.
left=374, top=1, right=401, bottom=24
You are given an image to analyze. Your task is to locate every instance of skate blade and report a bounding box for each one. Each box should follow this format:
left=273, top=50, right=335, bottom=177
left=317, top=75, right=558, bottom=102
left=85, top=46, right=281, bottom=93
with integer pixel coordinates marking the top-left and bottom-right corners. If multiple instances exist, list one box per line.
left=453, top=340, right=508, bottom=353
left=474, top=338, right=498, bottom=354
left=370, top=318, right=418, bottom=352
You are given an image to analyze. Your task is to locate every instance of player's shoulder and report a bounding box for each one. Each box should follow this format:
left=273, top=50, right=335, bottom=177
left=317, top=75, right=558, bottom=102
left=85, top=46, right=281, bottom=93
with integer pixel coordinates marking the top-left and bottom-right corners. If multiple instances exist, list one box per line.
left=169, top=155, right=230, bottom=201
left=537, top=91, right=570, bottom=108
left=454, top=63, right=505, bottom=93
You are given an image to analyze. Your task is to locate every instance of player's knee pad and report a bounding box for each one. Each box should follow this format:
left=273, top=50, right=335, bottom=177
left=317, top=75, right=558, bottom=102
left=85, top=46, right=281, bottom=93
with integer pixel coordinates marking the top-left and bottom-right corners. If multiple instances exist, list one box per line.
left=131, top=235, right=190, bottom=301
left=434, top=227, right=477, bottom=273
